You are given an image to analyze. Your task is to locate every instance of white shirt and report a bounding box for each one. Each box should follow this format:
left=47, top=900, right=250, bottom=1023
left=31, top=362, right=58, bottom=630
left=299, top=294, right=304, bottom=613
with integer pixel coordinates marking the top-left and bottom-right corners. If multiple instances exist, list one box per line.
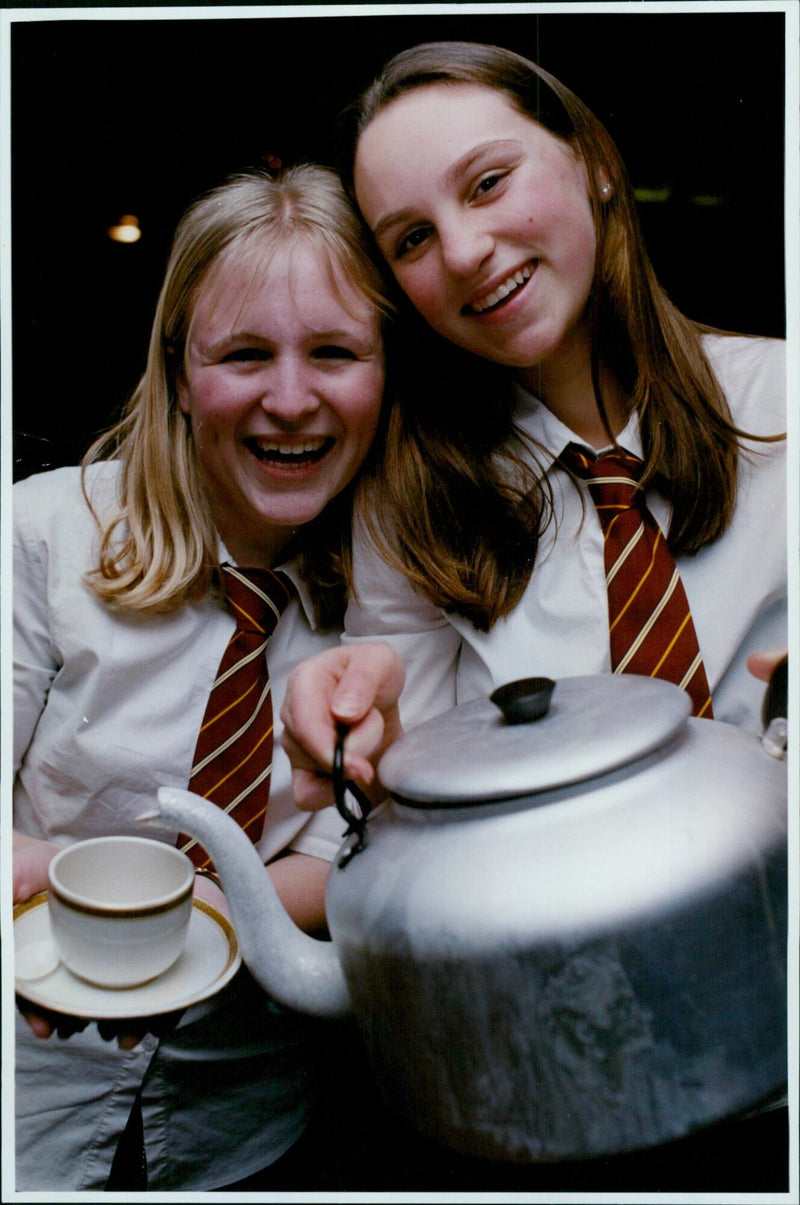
left=13, top=461, right=346, bottom=1190
left=346, top=335, right=787, bottom=737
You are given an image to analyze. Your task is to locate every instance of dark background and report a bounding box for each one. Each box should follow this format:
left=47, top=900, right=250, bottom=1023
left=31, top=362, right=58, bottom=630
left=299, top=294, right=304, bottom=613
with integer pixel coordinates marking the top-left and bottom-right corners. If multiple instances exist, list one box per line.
left=5, top=8, right=793, bottom=1194
left=10, top=7, right=786, bottom=477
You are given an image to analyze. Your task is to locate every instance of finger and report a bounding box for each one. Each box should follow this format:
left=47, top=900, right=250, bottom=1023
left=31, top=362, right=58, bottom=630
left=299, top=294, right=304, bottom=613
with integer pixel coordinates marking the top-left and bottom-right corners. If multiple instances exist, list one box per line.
left=16, top=995, right=89, bottom=1040
left=290, top=766, right=336, bottom=812
left=118, top=1032, right=145, bottom=1050
left=281, top=672, right=346, bottom=769
left=282, top=716, right=382, bottom=780
left=280, top=643, right=404, bottom=761
left=97, top=1020, right=145, bottom=1048
left=97, top=1008, right=185, bottom=1048
left=55, top=1017, right=90, bottom=1040
left=330, top=643, right=406, bottom=723
left=18, top=1008, right=56, bottom=1039
left=747, top=649, right=787, bottom=683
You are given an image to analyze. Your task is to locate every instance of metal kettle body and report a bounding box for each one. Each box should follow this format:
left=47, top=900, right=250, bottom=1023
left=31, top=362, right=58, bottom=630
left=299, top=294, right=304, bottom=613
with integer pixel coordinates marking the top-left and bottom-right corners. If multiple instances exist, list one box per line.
left=325, top=683, right=787, bottom=1162
left=151, top=673, right=787, bottom=1164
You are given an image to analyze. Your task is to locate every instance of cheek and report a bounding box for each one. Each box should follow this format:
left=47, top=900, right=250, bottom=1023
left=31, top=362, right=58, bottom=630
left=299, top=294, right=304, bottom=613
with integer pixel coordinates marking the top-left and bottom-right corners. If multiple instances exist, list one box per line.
left=394, top=261, right=445, bottom=319
left=189, top=392, right=246, bottom=449
left=342, top=375, right=384, bottom=452
left=567, top=215, right=598, bottom=283
left=355, top=394, right=384, bottom=447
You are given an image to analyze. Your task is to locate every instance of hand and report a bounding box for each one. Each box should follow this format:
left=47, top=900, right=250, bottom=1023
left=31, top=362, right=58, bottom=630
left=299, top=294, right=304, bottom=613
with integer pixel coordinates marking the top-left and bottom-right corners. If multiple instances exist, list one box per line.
left=96, top=1009, right=186, bottom=1050
left=16, top=994, right=185, bottom=1049
left=280, top=642, right=406, bottom=811
left=746, top=648, right=787, bottom=683
left=16, top=996, right=91, bottom=1041
left=192, top=868, right=231, bottom=920
left=13, top=831, right=60, bottom=904
left=14, top=832, right=188, bottom=1049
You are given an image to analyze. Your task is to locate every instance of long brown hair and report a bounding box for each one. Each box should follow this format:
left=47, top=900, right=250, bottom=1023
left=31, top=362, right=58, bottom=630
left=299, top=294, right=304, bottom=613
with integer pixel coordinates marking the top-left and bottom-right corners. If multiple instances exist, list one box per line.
left=340, top=41, right=781, bottom=629
left=82, top=165, right=394, bottom=628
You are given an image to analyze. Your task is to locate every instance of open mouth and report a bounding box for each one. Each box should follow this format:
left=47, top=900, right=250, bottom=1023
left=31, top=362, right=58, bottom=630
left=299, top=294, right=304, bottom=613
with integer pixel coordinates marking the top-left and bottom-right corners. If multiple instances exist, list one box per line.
left=464, top=261, right=537, bottom=316
left=244, top=436, right=334, bottom=467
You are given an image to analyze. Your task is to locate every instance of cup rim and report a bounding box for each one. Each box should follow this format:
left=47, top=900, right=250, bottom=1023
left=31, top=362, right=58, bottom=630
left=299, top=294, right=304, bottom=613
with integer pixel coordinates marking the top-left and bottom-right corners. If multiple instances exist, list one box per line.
left=48, top=835, right=195, bottom=914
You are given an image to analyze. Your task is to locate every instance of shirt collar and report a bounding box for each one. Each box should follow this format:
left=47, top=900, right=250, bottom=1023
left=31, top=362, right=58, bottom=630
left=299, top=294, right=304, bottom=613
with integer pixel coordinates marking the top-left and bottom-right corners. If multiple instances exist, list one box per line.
left=513, top=382, right=643, bottom=464
left=216, top=540, right=318, bottom=630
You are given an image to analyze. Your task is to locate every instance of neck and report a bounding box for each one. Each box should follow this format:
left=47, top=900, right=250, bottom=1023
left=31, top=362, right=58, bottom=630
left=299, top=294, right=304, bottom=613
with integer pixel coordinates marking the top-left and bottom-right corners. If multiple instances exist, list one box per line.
left=518, top=344, right=628, bottom=451
left=213, top=516, right=298, bottom=570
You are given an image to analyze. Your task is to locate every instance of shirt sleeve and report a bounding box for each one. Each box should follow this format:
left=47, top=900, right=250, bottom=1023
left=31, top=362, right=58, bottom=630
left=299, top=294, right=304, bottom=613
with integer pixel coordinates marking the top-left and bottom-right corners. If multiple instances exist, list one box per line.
left=287, top=805, right=348, bottom=861
left=13, top=480, right=59, bottom=773
left=343, top=516, right=460, bottom=730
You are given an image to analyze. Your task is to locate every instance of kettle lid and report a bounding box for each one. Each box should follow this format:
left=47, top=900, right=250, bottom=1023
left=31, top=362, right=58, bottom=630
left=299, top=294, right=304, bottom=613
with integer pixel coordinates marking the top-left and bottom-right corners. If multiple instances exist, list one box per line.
left=378, top=674, right=692, bottom=806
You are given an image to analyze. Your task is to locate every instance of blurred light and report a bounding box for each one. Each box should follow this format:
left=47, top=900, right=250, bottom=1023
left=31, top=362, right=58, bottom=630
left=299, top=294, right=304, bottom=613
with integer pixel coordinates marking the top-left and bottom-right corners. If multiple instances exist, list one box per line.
left=690, top=194, right=726, bottom=207
left=633, top=186, right=673, bottom=203
left=108, top=214, right=141, bottom=243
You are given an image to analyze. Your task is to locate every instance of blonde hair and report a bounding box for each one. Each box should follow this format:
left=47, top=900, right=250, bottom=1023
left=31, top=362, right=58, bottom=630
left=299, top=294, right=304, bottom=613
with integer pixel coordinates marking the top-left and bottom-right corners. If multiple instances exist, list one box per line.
left=82, top=165, right=393, bottom=623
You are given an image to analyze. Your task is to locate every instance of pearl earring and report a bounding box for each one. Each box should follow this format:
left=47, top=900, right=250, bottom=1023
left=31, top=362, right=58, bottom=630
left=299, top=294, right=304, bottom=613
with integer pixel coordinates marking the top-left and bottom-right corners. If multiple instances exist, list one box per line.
left=600, top=182, right=613, bottom=200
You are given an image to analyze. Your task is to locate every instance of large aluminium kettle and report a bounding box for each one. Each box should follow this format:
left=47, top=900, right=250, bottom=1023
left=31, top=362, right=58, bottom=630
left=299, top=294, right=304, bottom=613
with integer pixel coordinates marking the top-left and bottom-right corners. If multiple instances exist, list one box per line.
left=146, top=669, right=788, bottom=1163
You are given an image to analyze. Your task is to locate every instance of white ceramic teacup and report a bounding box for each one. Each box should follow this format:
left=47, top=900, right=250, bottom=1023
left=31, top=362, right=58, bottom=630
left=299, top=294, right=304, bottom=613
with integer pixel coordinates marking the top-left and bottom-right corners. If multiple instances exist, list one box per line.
left=48, top=836, right=195, bottom=988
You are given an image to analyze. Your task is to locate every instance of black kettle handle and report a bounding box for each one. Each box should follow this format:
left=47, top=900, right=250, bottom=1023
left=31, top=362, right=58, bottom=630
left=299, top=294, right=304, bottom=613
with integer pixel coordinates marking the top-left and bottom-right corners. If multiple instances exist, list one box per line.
left=332, top=723, right=373, bottom=868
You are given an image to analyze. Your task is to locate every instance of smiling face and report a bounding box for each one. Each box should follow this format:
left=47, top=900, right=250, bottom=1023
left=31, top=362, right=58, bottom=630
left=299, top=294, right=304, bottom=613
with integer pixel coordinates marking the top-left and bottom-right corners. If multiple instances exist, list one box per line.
left=354, top=82, right=598, bottom=390
left=177, top=240, right=384, bottom=568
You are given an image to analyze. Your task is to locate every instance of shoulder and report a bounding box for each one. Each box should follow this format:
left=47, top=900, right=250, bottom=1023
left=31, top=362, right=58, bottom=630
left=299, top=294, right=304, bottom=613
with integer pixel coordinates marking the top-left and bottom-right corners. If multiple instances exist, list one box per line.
left=14, top=462, right=119, bottom=553
left=14, top=461, right=119, bottom=513
left=701, top=333, right=785, bottom=430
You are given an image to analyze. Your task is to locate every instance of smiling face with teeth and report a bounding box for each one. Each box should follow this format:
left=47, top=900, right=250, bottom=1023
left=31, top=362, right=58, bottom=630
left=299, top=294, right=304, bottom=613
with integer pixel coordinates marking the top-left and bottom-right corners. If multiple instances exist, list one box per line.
left=354, top=82, right=598, bottom=402
left=177, top=241, right=384, bottom=568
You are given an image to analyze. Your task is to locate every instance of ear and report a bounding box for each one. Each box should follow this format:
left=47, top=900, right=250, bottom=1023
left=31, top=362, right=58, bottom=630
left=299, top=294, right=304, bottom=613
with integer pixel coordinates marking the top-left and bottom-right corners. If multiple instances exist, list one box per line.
left=597, top=169, right=613, bottom=202
left=176, top=372, right=191, bottom=416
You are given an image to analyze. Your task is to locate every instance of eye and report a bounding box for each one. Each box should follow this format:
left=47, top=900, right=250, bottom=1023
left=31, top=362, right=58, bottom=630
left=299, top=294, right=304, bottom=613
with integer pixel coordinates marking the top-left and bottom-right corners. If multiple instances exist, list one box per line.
left=312, top=345, right=358, bottom=361
left=472, top=171, right=507, bottom=199
left=395, top=224, right=434, bottom=259
left=221, top=347, right=271, bottom=363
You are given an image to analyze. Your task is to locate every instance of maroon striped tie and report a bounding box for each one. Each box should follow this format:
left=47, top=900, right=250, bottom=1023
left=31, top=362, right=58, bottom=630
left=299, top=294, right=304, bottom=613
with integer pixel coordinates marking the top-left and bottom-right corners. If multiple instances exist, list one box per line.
left=560, top=444, right=713, bottom=719
left=179, top=565, right=295, bottom=869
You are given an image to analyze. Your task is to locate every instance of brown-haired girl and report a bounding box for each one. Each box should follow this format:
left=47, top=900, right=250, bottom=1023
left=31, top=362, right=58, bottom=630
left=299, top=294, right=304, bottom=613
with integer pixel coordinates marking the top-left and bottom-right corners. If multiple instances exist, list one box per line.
left=281, top=41, right=786, bottom=806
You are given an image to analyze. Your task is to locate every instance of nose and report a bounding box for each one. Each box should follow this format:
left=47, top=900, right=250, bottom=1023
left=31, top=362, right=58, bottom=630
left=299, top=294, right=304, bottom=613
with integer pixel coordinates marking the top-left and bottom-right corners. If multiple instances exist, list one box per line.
left=261, top=358, right=320, bottom=424
left=438, top=214, right=494, bottom=279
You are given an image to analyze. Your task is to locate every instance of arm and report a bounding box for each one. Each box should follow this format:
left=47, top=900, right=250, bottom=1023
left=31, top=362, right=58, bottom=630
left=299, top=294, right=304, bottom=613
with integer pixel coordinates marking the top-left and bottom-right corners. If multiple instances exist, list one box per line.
left=193, top=850, right=330, bottom=933
left=281, top=517, right=462, bottom=811
left=267, top=851, right=331, bottom=934
left=13, top=479, right=60, bottom=774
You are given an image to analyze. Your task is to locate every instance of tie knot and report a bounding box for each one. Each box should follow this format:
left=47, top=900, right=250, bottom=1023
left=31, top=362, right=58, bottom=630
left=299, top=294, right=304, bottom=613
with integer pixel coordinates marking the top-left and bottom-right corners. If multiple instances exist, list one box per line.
left=221, top=565, right=295, bottom=636
left=560, top=442, right=644, bottom=516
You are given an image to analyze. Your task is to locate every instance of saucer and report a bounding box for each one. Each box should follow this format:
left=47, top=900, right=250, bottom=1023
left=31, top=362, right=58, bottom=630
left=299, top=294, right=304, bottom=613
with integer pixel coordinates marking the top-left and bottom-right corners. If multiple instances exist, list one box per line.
left=14, top=892, right=241, bottom=1019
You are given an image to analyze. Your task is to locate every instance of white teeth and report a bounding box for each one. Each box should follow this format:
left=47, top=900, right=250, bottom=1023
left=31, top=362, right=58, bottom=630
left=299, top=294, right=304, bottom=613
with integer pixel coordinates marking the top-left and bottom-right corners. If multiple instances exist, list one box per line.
left=471, top=263, right=534, bottom=313
left=254, top=438, right=326, bottom=455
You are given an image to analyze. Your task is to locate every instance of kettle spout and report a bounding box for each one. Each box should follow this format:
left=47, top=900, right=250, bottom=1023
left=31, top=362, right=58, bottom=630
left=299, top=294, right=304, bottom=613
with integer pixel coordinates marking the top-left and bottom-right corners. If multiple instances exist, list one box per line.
left=140, top=787, right=351, bottom=1019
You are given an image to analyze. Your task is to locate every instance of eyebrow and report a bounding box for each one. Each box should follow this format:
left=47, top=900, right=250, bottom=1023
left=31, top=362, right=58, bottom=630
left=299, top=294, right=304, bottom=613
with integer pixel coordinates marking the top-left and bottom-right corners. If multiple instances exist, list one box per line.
left=200, top=328, right=376, bottom=357
left=371, top=139, right=523, bottom=245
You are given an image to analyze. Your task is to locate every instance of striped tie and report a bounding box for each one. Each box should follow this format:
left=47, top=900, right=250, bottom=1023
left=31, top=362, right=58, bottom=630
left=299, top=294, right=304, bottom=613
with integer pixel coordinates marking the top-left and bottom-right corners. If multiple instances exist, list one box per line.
left=179, top=564, right=295, bottom=869
left=560, top=443, right=713, bottom=719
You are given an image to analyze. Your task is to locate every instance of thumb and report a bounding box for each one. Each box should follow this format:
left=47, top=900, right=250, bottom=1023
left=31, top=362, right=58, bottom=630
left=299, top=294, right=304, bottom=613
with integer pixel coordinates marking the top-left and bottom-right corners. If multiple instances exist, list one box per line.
left=330, top=642, right=406, bottom=723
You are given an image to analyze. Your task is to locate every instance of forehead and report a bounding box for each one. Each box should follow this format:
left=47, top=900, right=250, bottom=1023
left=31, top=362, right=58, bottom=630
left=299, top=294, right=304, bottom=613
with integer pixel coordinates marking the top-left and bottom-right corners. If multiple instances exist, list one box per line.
left=192, top=238, right=378, bottom=332
left=358, top=82, right=543, bottom=163
left=354, top=82, right=574, bottom=216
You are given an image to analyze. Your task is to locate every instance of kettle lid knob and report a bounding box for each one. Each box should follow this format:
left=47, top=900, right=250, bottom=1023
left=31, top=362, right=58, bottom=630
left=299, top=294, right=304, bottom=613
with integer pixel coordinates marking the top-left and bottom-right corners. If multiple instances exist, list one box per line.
left=490, top=677, right=555, bottom=725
